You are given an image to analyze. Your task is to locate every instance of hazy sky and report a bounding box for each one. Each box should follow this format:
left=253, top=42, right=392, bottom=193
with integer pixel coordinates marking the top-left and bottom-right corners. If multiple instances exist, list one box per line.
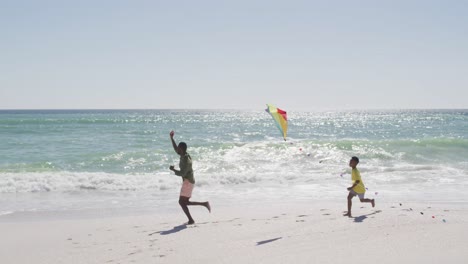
left=1, top=0, right=467, bottom=110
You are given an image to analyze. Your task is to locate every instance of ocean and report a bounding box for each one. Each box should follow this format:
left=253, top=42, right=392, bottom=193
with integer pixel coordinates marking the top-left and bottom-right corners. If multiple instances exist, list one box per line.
left=1, top=109, right=467, bottom=217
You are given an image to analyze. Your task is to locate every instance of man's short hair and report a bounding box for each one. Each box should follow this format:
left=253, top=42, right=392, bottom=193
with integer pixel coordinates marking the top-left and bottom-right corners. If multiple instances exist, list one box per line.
left=351, top=156, right=359, bottom=164
left=178, top=142, right=187, bottom=152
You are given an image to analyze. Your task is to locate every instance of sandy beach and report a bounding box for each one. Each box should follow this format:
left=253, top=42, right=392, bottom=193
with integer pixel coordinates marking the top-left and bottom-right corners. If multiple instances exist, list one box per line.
left=1, top=200, right=467, bottom=264
left=2, top=0, right=468, bottom=262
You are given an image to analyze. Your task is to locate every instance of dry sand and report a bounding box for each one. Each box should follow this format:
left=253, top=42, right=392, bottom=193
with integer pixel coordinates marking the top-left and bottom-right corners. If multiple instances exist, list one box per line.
left=1, top=201, right=467, bottom=264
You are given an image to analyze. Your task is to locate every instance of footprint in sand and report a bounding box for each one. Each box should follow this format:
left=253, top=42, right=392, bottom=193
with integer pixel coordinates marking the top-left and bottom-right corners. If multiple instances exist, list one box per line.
left=320, top=209, right=328, bottom=211
left=128, top=250, right=142, bottom=256
left=297, top=215, right=308, bottom=218
left=296, top=220, right=305, bottom=222
left=322, top=213, right=331, bottom=216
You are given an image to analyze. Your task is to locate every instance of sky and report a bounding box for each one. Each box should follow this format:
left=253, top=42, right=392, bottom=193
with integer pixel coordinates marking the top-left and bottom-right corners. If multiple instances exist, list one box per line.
left=1, top=0, right=467, bottom=110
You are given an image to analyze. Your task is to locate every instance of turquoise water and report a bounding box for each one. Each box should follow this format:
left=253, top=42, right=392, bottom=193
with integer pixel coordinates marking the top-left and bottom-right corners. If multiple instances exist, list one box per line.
left=1, top=109, right=467, bottom=214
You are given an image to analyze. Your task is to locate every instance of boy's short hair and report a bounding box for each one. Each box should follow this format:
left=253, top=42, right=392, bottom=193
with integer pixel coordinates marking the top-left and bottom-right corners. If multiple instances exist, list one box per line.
left=178, top=142, right=187, bottom=151
left=351, top=156, right=359, bottom=164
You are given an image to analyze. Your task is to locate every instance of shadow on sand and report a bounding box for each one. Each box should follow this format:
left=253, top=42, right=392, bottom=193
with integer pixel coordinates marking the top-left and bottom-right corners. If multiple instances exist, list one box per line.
left=354, top=210, right=382, bottom=223
left=149, top=224, right=187, bottom=236
left=256, top=237, right=282, bottom=246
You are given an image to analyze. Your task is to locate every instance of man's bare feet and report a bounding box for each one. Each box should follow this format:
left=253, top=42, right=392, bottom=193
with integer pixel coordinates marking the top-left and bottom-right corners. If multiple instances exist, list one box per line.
left=186, top=220, right=195, bottom=225
left=371, top=199, right=375, bottom=208
left=343, top=212, right=352, bottom=218
left=205, top=202, right=211, bottom=213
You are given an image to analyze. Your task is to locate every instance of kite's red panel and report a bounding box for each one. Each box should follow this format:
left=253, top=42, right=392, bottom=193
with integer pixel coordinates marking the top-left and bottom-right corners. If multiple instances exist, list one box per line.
left=277, top=108, right=287, bottom=121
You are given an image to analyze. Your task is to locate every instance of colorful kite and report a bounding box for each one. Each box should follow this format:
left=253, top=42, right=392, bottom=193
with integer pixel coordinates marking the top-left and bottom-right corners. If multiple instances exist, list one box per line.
left=265, top=104, right=288, bottom=140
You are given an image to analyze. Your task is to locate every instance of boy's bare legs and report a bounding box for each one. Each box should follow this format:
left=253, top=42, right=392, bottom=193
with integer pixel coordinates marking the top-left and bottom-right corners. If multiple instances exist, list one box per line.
left=359, top=198, right=375, bottom=208
left=344, top=192, right=354, bottom=217
left=345, top=195, right=376, bottom=218
left=179, top=197, right=211, bottom=225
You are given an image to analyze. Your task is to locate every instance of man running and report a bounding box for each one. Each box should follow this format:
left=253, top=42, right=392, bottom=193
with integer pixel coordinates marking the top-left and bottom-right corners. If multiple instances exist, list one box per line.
left=169, top=130, right=210, bottom=225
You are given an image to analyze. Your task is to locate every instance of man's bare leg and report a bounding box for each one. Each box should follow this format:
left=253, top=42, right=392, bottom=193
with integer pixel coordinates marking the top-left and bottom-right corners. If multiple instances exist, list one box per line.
left=187, top=200, right=211, bottom=212
left=179, top=196, right=195, bottom=224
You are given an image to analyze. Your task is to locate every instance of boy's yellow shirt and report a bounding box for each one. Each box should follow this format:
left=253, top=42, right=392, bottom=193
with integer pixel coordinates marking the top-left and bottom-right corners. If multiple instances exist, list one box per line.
left=351, top=168, right=366, bottom=194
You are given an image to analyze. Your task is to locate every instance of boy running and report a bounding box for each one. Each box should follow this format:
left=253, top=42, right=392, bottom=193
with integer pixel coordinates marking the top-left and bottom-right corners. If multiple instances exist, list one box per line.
left=344, top=156, right=375, bottom=217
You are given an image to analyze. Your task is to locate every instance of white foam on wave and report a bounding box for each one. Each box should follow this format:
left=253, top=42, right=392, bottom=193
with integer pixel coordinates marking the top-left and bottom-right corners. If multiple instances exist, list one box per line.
left=0, top=171, right=181, bottom=193
left=0, top=211, right=13, bottom=216
left=1, top=141, right=467, bottom=196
